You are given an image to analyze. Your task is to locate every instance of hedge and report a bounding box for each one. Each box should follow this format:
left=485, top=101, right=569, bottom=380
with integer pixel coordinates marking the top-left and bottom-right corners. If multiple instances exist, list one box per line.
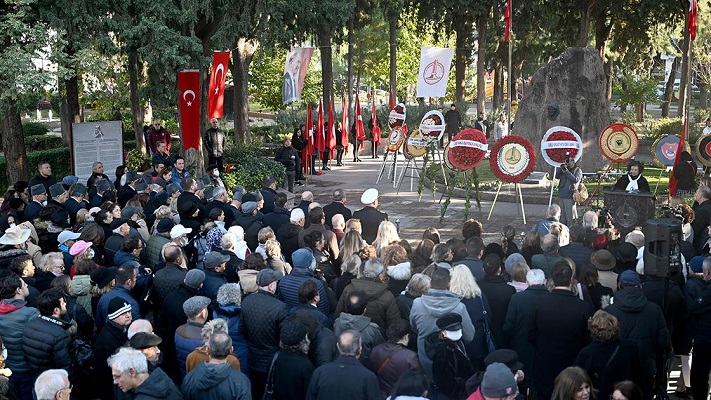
left=0, top=147, right=71, bottom=190
left=25, top=135, right=64, bottom=151
left=222, top=158, right=285, bottom=193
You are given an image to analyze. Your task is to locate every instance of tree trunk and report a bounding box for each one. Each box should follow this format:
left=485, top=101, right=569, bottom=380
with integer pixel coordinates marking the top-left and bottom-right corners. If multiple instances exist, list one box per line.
left=128, top=48, right=146, bottom=155
left=232, top=38, right=257, bottom=144
left=678, top=31, right=691, bottom=118
left=594, top=14, right=613, bottom=110
left=476, top=16, right=487, bottom=114
left=662, top=56, right=680, bottom=117
left=578, top=0, right=592, bottom=47
left=348, top=17, right=354, bottom=123
left=493, top=62, right=504, bottom=109
left=59, top=80, right=69, bottom=144
left=389, top=17, right=397, bottom=103
left=700, top=82, right=708, bottom=109
left=319, top=30, right=333, bottom=107
left=0, top=99, right=29, bottom=183
left=604, top=61, right=613, bottom=111
left=454, top=24, right=468, bottom=101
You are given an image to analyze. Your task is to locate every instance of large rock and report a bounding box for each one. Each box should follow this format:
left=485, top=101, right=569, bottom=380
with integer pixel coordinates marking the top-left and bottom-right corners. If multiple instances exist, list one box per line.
left=515, top=47, right=610, bottom=173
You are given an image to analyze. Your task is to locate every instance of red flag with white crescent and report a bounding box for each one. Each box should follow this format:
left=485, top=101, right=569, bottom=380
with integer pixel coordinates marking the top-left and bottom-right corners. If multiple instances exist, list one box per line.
left=208, top=51, right=230, bottom=119
left=341, top=95, right=350, bottom=153
left=302, top=103, right=313, bottom=175
left=326, top=98, right=336, bottom=157
left=372, top=100, right=381, bottom=146
left=177, top=70, right=201, bottom=150
left=316, top=99, right=325, bottom=153
left=688, top=0, right=697, bottom=41
left=669, top=115, right=688, bottom=197
left=389, top=89, right=395, bottom=111
left=355, top=95, right=366, bottom=150
left=505, top=0, right=512, bottom=43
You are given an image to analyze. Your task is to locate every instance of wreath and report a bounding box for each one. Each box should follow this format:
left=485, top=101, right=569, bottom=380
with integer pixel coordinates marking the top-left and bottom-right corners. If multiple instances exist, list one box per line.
left=540, top=127, right=582, bottom=167
left=448, top=128, right=488, bottom=170
left=489, top=135, right=537, bottom=183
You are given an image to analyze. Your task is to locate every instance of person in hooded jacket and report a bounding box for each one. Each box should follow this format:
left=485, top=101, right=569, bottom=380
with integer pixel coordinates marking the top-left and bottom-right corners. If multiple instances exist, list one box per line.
left=605, top=271, right=670, bottom=400
left=333, top=290, right=385, bottom=366
left=410, top=267, right=474, bottom=381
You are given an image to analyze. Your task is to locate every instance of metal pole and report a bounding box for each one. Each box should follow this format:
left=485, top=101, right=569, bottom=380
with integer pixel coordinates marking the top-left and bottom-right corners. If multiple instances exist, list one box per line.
left=548, top=167, right=557, bottom=207
left=488, top=181, right=503, bottom=220
left=517, top=183, right=527, bottom=225
left=507, top=23, right=513, bottom=131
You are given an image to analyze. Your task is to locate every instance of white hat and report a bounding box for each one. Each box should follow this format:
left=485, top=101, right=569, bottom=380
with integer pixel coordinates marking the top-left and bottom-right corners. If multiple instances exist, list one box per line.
left=361, top=188, right=379, bottom=205
left=228, top=226, right=244, bottom=239
left=170, top=224, right=192, bottom=239
left=57, top=230, right=81, bottom=245
left=0, top=225, right=31, bottom=245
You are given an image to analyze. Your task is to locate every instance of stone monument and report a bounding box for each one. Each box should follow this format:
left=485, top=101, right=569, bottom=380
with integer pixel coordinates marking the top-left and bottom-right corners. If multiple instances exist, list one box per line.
left=515, top=47, right=610, bottom=172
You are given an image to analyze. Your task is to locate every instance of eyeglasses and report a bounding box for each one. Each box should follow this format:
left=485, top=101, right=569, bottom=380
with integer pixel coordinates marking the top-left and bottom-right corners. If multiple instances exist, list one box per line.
left=57, top=385, right=73, bottom=394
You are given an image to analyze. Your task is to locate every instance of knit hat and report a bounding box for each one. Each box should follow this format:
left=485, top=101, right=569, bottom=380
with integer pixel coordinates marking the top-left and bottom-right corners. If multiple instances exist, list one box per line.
left=481, top=363, right=518, bottom=398
left=71, top=183, right=87, bottom=196
left=280, top=319, right=309, bottom=346
left=49, top=183, right=66, bottom=197
left=690, top=256, right=706, bottom=273
left=242, top=202, right=258, bottom=215
left=256, top=269, right=283, bottom=287
left=619, top=270, right=641, bottom=287
left=156, top=218, right=175, bottom=234
left=129, top=332, right=162, bottom=349
left=69, top=240, right=92, bottom=256
left=436, top=313, right=463, bottom=331
left=107, top=297, right=132, bottom=320
left=90, top=267, right=117, bottom=288
left=184, top=269, right=206, bottom=288
left=615, top=242, right=638, bottom=263
left=30, top=184, right=46, bottom=196
left=591, top=249, right=616, bottom=271
left=292, top=248, right=315, bottom=269
left=504, top=253, right=525, bottom=275
left=183, top=296, right=211, bottom=319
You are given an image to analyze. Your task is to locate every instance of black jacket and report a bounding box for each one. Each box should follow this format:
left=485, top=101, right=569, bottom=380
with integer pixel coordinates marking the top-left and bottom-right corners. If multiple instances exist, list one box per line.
left=94, top=321, right=128, bottom=399
left=22, top=315, right=72, bottom=375
left=308, top=327, right=339, bottom=368
left=276, top=223, right=303, bottom=265
left=260, top=187, right=277, bottom=215
left=134, top=367, right=182, bottom=400
left=575, top=340, right=643, bottom=400
left=262, top=206, right=290, bottom=234
left=503, top=285, right=549, bottom=377
left=235, top=212, right=262, bottom=251
left=478, top=275, right=516, bottom=349
left=693, top=200, right=711, bottom=253
left=238, top=290, right=288, bottom=373
left=322, top=202, right=352, bottom=229
left=273, top=350, right=314, bottom=400
left=275, top=146, right=298, bottom=172
left=684, top=276, right=711, bottom=344
left=306, top=356, right=380, bottom=400
left=425, top=335, right=473, bottom=399
left=352, top=206, right=387, bottom=244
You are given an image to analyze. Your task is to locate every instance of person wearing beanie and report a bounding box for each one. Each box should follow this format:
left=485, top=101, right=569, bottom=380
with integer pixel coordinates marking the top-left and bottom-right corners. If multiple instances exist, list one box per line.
left=467, top=362, right=519, bottom=400
left=424, top=312, right=474, bottom=399
left=95, top=264, right=140, bottom=332
left=605, top=270, right=670, bottom=399
left=278, top=248, right=331, bottom=315
left=94, top=297, right=133, bottom=399
left=272, top=318, right=314, bottom=400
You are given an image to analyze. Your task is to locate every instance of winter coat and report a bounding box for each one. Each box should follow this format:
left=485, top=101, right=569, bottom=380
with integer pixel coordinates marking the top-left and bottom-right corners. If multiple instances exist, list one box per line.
left=299, top=224, right=340, bottom=263
left=369, top=342, right=421, bottom=396
left=290, top=303, right=333, bottom=330
left=605, top=287, right=671, bottom=380
left=182, top=361, right=250, bottom=400
left=531, top=253, right=565, bottom=278
left=306, top=356, right=381, bottom=400
left=202, top=269, right=227, bottom=301
left=460, top=295, right=493, bottom=369
left=454, top=257, right=485, bottom=282
left=266, top=256, right=292, bottom=276
left=95, top=286, right=140, bottom=332
left=308, top=327, right=339, bottom=368
left=175, top=321, right=204, bottom=378
left=642, top=276, right=690, bottom=354
left=322, top=202, right=352, bottom=229
left=222, top=250, right=243, bottom=284
left=425, top=335, right=473, bottom=399
left=586, top=282, right=613, bottom=311
left=237, top=269, right=258, bottom=295
left=153, top=263, right=187, bottom=306
left=279, top=268, right=331, bottom=315
left=94, top=321, right=128, bottom=400
left=185, top=346, right=241, bottom=373
left=410, top=289, right=475, bottom=380
left=238, top=290, right=288, bottom=373
left=71, top=274, right=93, bottom=316
left=234, top=212, right=262, bottom=251
left=692, top=200, right=711, bottom=253
left=558, top=165, right=582, bottom=199
left=276, top=223, right=303, bottom=265
left=503, top=285, right=548, bottom=377
left=133, top=368, right=183, bottom=400
left=683, top=276, right=711, bottom=345
left=395, top=292, right=417, bottom=321
left=273, top=350, right=315, bottom=400
left=145, top=234, right=171, bottom=269
left=386, top=262, right=411, bottom=298
left=0, top=300, right=39, bottom=375
left=559, top=241, right=594, bottom=271
left=528, top=289, right=593, bottom=399
left=22, top=315, right=73, bottom=376
left=262, top=206, right=291, bottom=234
left=478, top=275, right=516, bottom=349
left=213, top=304, right=249, bottom=374
left=575, top=339, right=643, bottom=400
left=336, top=278, right=401, bottom=335
left=352, top=206, right=388, bottom=244
left=333, top=313, right=384, bottom=366
left=332, top=272, right=355, bottom=302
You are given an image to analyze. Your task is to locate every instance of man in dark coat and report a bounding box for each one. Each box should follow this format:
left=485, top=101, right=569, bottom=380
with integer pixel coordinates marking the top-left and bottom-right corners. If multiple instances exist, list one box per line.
left=298, top=206, right=339, bottom=264
left=294, top=191, right=313, bottom=228
left=86, top=161, right=111, bottom=190
left=117, top=171, right=140, bottom=207
left=273, top=318, right=315, bottom=400
left=276, top=209, right=304, bottom=265
left=239, top=269, right=289, bottom=400
left=94, top=297, right=133, bottom=400
left=478, top=254, right=516, bottom=349
left=306, top=330, right=381, bottom=400
left=235, top=202, right=262, bottom=251
left=28, top=161, right=56, bottom=199
left=559, top=225, right=594, bottom=271
left=503, top=268, right=548, bottom=379
left=64, top=183, right=88, bottom=224
left=529, top=261, right=593, bottom=399
left=177, top=178, right=204, bottom=222
left=279, top=249, right=331, bottom=315
left=684, top=258, right=711, bottom=400
left=442, top=103, right=462, bottom=147
left=322, top=189, right=352, bottom=229
left=692, top=186, right=711, bottom=254
left=262, top=192, right=291, bottom=233
left=259, top=176, right=278, bottom=215
left=606, top=270, right=670, bottom=399
left=109, top=347, right=181, bottom=400
left=457, top=237, right=486, bottom=281
left=352, top=188, right=387, bottom=244
left=21, top=288, right=72, bottom=377
left=202, top=187, right=234, bottom=228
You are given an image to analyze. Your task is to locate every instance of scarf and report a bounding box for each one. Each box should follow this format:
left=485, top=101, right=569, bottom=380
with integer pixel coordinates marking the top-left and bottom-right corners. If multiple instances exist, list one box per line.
left=625, top=174, right=640, bottom=192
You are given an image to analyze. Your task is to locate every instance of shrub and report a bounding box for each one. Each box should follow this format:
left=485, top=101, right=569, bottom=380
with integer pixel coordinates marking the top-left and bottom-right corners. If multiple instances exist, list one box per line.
left=224, top=141, right=263, bottom=162
left=22, top=122, right=49, bottom=137
left=695, top=108, right=710, bottom=124
left=0, top=147, right=72, bottom=189
left=24, top=135, right=64, bottom=151
left=225, top=158, right=285, bottom=192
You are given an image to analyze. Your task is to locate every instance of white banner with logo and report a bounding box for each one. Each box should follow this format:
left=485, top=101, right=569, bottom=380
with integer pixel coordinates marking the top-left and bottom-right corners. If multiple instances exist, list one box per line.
left=416, top=47, right=455, bottom=98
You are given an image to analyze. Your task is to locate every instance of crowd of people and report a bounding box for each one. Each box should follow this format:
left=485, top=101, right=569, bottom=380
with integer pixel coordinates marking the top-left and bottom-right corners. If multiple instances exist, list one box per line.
left=0, top=155, right=710, bottom=400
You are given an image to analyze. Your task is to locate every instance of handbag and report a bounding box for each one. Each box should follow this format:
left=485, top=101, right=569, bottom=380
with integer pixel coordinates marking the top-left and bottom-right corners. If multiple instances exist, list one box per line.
left=69, top=304, right=93, bottom=369
left=480, top=298, right=497, bottom=354
left=573, top=182, right=589, bottom=205
left=262, top=351, right=280, bottom=400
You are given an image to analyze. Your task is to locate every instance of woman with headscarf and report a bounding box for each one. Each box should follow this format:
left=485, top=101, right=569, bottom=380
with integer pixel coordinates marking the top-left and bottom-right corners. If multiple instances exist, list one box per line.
left=613, top=160, right=650, bottom=192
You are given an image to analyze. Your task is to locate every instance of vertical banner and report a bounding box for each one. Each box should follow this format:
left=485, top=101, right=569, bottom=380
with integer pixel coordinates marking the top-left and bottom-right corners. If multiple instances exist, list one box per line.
left=416, top=47, right=455, bottom=98
left=505, top=0, right=512, bottom=42
left=208, top=51, right=230, bottom=119
left=341, top=95, right=350, bottom=153
left=355, top=95, right=366, bottom=150
left=282, top=47, right=315, bottom=105
left=327, top=98, right=336, bottom=157
left=316, top=99, right=325, bottom=153
left=177, top=70, right=201, bottom=150
left=302, top=103, right=313, bottom=176
left=371, top=98, right=381, bottom=147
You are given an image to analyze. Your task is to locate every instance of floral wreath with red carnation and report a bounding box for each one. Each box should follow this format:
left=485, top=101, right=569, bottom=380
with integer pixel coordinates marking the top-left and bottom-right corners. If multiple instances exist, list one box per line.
left=489, top=135, right=537, bottom=183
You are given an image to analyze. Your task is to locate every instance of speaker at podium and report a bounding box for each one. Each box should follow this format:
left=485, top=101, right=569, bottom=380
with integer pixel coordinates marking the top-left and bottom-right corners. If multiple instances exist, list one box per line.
left=643, top=218, right=682, bottom=278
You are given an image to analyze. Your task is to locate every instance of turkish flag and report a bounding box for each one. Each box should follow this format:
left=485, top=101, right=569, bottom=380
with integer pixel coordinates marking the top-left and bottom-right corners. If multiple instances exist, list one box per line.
left=326, top=98, right=336, bottom=157
left=688, top=0, right=697, bottom=41
left=505, top=0, right=512, bottom=43
left=355, top=95, right=366, bottom=150
left=372, top=100, right=381, bottom=146
left=341, top=95, right=350, bottom=153
left=208, top=51, right=230, bottom=119
left=316, top=99, right=325, bottom=153
left=669, top=115, right=688, bottom=197
left=302, top=103, right=313, bottom=175
left=389, top=89, right=396, bottom=111
left=177, top=70, right=201, bottom=150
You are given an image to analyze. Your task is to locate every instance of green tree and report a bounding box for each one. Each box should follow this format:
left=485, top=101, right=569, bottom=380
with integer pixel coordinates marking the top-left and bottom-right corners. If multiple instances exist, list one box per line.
left=613, top=74, right=657, bottom=121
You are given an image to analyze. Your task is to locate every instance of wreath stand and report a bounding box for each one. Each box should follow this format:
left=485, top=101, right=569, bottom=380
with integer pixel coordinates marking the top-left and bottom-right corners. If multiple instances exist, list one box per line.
left=547, top=167, right=557, bottom=207
left=488, top=182, right=527, bottom=224
left=653, top=166, right=672, bottom=196
left=396, top=156, right=421, bottom=194
left=417, top=141, right=448, bottom=202
left=375, top=150, right=399, bottom=186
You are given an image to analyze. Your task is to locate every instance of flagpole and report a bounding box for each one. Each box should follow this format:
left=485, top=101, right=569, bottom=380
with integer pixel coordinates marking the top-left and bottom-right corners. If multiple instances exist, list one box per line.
left=506, top=0, right=513, bottom=133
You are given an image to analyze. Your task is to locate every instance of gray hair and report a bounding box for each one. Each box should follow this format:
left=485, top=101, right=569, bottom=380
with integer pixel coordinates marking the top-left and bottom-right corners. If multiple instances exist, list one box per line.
left=703, top=257, right=711, bottom=272
left=363, top=258, right=384, bottom=278
left=526, top=269, right=546, bottom=285
left=333, top=189, right=346, bottom=202
left=200, top=318, right=229, bottom=344
left=290, top=208, right=305, bottom=223
left=211, top=187, right=226, bottom=201
left=208, top=331, right=232, bottom=360
left=582, top=211, right=598, bottom=229
left=34, top=369, right=68, bottom=400
left=107, top=347, right=148, bottom=374
left=698, top=185, right=711, bottom=200
left=547, top=204, right=561, bottom=218
left=332, top=214, right=345, bottom=229
left=541, top=234, right=559, bottom=253
left=221, top=233, right=237, bottom=250
left=337, top=330, right=362, bottom=356
left=216, top=283, right=242, bottom=306
left=127, top=319, right=153, bottom=339
left=406, top=273, right=431, bottom=297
